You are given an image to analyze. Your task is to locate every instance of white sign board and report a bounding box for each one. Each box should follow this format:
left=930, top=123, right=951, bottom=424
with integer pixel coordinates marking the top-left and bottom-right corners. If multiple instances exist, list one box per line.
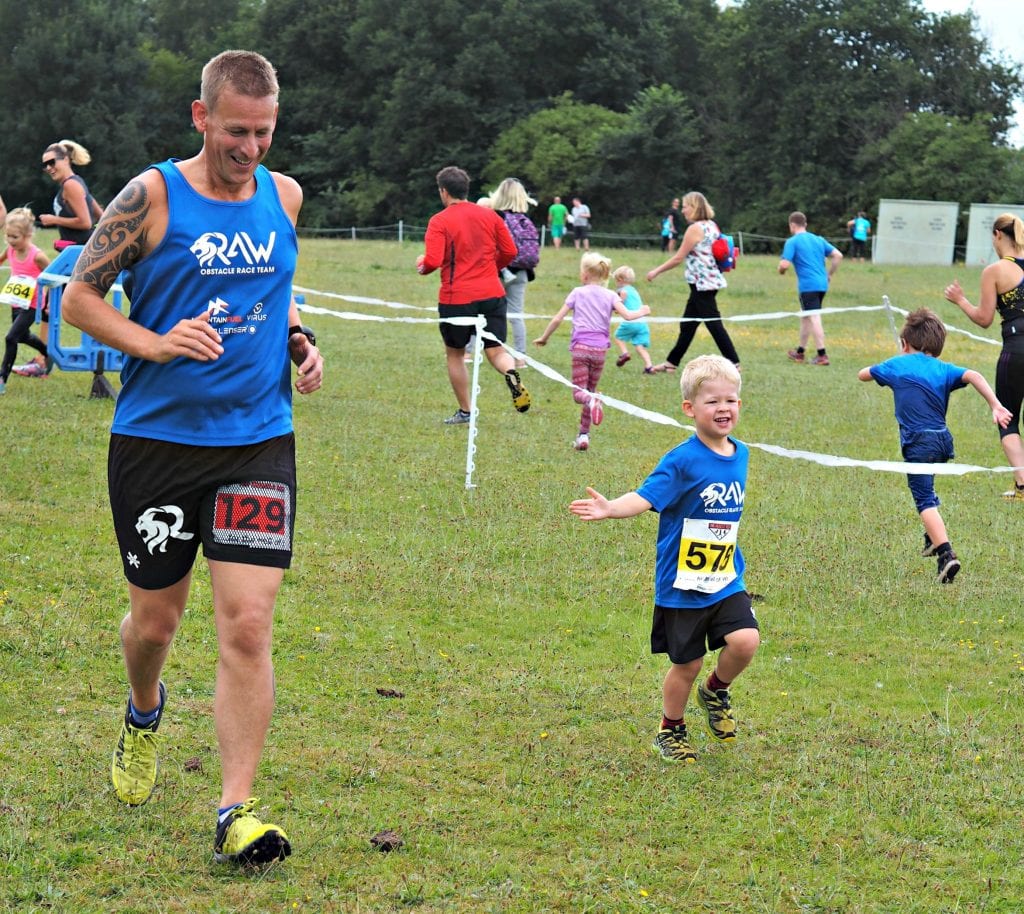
left=965, top=203, right=1024, bottom=267
left=874, top=199, right=959, bottom=265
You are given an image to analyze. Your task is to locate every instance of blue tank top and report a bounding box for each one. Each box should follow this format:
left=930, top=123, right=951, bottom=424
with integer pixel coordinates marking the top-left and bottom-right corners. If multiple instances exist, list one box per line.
left=113, top=160, right=298, bottom=445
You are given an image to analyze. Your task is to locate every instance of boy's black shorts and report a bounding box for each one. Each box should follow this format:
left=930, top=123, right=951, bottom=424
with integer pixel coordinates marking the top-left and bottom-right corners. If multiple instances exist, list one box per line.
left=108, top=433, right=297, bottom=590
left=651, top=590, right=758, bottom=664
left=438, top=297, right=507, bottom=350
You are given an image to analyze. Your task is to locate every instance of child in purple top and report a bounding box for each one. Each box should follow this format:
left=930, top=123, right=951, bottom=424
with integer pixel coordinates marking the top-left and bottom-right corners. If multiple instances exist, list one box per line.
left=534, top=252, right=650, bottom=450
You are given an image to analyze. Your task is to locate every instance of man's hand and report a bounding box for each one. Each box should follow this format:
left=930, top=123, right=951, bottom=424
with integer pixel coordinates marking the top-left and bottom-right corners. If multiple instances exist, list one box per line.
left=289, top=334, right=323, bottom=393
left=153, top=310, right=223, bottom=363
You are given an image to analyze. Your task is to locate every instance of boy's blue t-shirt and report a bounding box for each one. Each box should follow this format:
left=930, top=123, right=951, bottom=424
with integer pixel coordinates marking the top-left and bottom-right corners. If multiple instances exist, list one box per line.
left=636, top=434, right=748, bottom=609
left=869, top=352, right=968, bottom=444
left=781, top=231, right=835, bottom=293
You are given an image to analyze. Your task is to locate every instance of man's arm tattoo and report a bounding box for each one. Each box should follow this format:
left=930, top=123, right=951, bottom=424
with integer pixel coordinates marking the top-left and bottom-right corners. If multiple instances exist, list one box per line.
left=71, top=180, right=150, bottom=291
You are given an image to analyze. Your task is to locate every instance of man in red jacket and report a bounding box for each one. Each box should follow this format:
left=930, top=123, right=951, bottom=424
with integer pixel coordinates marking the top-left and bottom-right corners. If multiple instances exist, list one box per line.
left=417, top=166, right=531, bottom=424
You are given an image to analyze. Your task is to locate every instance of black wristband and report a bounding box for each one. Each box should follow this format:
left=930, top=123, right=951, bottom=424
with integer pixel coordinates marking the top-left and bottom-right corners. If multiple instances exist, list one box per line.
left=288, top=324, right=316, bottom=346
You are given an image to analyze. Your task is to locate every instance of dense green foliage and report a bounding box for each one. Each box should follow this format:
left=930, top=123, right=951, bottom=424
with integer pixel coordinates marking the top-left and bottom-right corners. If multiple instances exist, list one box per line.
left=0, top=0, right=1020, bottom=234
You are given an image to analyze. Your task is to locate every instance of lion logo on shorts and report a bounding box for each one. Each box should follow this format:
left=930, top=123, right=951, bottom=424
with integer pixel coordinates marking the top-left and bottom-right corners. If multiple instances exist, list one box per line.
left=136, top=505, right=195, bottom=554
left=190, top=232, right=228, bottom=267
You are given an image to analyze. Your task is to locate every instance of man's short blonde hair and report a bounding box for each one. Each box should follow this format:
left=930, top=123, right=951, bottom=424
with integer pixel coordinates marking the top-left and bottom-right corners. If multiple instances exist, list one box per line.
left=201, top=50, right=279, bottom=110
left=681, top=354, right=741, bottom=401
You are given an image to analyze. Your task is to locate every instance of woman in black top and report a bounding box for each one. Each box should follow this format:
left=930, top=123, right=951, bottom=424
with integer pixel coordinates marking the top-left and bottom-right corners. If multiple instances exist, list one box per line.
left=39, top=139, right=103, bottom=245
left=945, top=212, right=1024, bottom=498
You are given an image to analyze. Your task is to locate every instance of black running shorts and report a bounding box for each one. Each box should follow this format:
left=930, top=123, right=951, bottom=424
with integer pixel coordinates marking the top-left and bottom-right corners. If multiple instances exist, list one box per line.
left=108, top=433, right=297, bottom=590
left=439, top=297, right=507, bottom=350
left=651, top=591, right=758, bottom=664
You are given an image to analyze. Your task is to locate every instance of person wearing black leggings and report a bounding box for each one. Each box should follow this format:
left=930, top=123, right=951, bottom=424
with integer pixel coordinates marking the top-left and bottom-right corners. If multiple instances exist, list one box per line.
left=646, top=190, right=739, bottom=372
left=944, top=211, right=1024, bottom=499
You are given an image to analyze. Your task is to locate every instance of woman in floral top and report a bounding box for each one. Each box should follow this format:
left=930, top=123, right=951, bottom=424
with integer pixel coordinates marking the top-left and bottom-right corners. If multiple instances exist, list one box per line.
left=646, top=191, right=740, bottom=372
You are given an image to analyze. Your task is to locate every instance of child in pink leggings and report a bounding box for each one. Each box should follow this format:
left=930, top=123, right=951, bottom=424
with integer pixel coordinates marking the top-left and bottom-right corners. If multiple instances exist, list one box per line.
left=534, top=252, right=650, bottom=450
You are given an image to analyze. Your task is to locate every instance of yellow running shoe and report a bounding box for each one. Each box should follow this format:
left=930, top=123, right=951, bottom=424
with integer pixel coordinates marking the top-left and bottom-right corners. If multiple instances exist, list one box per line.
left=214, top=798, right=292, bottom=866
left=651, top=724, right=697, bottom=763
left=111, top=681, right=166, bottom=806
left=504, top=369, right=531, bottom=413
left=1003, top=484, right=1024, bottom=501
left=697, top=681, right=737, bottom=741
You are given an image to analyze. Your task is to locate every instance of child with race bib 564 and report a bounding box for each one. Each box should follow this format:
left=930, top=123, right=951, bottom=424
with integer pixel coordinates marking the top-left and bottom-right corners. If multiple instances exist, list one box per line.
left=569, top=355, right=760, bottom=763
left=0, top=208, right=50, bottom=393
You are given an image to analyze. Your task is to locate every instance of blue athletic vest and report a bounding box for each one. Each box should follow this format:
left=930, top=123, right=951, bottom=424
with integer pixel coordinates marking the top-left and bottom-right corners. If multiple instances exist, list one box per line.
left=113, top=160, right=298, bottom=445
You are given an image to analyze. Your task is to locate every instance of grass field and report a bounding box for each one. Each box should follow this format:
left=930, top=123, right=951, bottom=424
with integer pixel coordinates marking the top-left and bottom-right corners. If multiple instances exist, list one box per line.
left=2, top=235, right=1023, bottom=913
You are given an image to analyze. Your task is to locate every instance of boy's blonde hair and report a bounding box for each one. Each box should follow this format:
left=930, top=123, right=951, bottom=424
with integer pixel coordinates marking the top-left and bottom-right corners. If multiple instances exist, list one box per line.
left=612, top=264, right=635, bottom=285
left=680, top=354, right=741, bottom=401
left=4, top=207, right=36, bottom=236
left=580, top=251, right=611, bottom=284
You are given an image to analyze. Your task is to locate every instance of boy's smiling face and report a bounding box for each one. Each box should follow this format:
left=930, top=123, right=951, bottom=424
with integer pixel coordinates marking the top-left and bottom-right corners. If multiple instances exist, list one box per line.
left=683, top=378, right=741, bottom=446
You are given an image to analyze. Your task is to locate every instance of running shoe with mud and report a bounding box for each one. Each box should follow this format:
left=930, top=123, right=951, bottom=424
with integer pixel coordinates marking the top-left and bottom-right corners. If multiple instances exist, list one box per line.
left=651, top=724, right=697, bottom=763
left=214, top=798, right=292, bottom=866
left=697, top=681, right=737, bottom=741
left=505, top=369, right=531, bottom=412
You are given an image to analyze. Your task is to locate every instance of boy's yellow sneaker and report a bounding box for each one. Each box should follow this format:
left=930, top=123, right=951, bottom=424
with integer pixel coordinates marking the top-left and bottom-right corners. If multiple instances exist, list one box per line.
left=214, top=798, right=292, bottom=866
left=697, top=682, right=737, bottom=741
left=111, top=681, right=166, bottom=806
left=1003, top=484, right=1024, bottom=501
left=651, top=724, right=697, bottom=763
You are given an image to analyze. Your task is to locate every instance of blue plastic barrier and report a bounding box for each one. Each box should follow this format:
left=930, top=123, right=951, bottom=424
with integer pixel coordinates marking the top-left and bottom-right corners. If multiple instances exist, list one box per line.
left=36, top=244, right=126, bottom=398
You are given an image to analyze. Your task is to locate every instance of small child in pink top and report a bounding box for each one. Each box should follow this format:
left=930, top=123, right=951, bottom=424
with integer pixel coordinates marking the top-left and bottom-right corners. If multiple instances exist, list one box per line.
left=0, top=208, right=51, bottom=393
left=534, top=251, right=650, bottom=450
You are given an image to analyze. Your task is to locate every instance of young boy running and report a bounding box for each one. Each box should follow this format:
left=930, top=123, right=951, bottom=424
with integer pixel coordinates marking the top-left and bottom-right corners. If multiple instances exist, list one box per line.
left=858, top=308, right=1011, bottom=583
left=569, top=355, right=760, bottom=762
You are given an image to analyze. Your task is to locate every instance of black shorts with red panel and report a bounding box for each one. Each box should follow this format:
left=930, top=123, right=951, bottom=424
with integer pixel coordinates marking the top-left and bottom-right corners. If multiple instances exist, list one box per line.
left=108, top=432, right=297, bottom=590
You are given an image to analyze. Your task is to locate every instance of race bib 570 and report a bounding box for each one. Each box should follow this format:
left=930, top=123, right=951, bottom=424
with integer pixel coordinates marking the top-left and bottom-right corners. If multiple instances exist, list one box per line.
left=673, top=517, right=738, bottom=594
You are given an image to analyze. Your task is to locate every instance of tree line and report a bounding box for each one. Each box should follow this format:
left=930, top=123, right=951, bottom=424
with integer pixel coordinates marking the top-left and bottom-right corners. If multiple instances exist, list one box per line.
left=2, top=0, right=1021, bottom=239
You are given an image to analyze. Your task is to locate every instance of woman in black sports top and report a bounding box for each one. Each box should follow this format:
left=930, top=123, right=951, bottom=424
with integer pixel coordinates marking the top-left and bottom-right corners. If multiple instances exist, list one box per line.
left=944, top=212, right=1024, bottom=499
left=38, top=139, right=103, bottom=245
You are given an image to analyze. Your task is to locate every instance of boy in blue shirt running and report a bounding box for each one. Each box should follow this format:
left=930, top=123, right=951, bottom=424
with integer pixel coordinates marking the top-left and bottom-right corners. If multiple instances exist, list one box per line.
left=779, top=211, right=843, bottom=365
left=569, top=355, right=760, bottom=763
left=859, top=308, right=1011, bottom=583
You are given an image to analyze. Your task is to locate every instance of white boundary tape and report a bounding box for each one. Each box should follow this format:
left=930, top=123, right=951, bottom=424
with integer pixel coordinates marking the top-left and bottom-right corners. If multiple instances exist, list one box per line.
left=294, top=292, right=1020, bottom=479
left=295, top=284, right=1000, bottom=345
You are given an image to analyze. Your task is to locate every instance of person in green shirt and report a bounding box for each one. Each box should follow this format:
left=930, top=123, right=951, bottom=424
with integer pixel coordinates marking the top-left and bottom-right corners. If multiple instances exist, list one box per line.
left=547, top=195, right=568, bottom=249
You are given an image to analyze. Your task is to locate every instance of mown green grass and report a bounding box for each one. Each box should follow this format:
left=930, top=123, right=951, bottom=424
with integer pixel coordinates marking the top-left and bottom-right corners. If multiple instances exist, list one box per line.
left=2, top=238, right=1022, bottom=913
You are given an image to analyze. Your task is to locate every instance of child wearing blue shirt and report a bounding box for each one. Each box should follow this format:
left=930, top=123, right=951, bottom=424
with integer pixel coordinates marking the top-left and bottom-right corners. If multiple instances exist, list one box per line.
left=611, top=265, right=655, bottom=373
left=858, top=308, right=1011, bottom=583
left=569, top=355, right=760, bottom=763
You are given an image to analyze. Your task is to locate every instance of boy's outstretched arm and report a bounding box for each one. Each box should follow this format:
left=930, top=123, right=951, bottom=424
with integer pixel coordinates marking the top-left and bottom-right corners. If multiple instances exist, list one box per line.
left=857, top=366, right=874, bottom=382
left=962, top=369, right=1013, bottom=428
left=569, top=488, right=652, bottom=521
